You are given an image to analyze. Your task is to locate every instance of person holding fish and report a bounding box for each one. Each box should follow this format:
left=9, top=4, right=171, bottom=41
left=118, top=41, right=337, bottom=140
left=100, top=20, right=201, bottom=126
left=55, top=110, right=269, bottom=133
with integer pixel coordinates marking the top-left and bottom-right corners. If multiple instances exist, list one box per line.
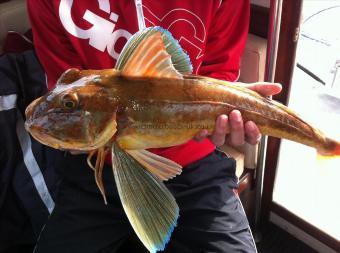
left=27, top=0, right=283, bottom=252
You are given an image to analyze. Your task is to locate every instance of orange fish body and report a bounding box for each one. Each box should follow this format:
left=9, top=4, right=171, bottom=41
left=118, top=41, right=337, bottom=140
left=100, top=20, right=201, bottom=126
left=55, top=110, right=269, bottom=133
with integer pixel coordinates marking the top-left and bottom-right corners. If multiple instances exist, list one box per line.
left=26, top=68, right=340, bottom=156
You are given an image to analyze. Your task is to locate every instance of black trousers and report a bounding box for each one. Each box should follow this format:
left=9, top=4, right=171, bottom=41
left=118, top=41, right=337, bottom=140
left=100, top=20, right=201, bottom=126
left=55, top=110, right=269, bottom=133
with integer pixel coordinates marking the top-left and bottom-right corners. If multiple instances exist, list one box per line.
left=34, top=150, right=257, bottom=253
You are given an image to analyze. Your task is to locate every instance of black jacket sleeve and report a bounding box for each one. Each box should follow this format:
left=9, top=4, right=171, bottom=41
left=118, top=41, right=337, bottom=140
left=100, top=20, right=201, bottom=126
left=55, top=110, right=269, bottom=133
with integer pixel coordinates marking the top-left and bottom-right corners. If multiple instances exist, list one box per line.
left=0, top=51, right=59, bottom=251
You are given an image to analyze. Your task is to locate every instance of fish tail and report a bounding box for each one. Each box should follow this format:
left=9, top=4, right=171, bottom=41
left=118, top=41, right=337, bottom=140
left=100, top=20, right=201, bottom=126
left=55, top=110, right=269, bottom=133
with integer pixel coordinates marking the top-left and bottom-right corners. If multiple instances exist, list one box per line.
left=317, top=137, right=340, bottom=162
left=332, top=142, right=340, bottom=157
left=111, top=143, right=179, bottom=253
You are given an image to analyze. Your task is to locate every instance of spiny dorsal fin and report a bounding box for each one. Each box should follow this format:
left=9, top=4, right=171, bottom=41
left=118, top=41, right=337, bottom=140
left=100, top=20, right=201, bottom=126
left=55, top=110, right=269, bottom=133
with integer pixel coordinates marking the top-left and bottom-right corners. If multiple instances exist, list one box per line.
left=126, top=149, right=182, bottom=181
left=115, top=26, right=192, bottom=78
left=56, top=68, right=81, bottom=85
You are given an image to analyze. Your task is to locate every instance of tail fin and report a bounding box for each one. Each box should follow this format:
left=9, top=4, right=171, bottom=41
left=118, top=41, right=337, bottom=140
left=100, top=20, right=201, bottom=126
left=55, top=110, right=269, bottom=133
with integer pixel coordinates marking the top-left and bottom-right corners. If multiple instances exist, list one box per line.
left=334, top=141, right=340, bottom=156
left=324, top=137, right=340, bottom=156
left=317, top=138, right=340, bottom=162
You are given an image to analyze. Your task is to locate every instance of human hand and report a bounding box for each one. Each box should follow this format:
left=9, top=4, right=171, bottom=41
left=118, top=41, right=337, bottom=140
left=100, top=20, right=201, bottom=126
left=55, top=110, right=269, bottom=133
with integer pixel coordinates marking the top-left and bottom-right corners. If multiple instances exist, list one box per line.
left=194, top=82, right=282, bottom=147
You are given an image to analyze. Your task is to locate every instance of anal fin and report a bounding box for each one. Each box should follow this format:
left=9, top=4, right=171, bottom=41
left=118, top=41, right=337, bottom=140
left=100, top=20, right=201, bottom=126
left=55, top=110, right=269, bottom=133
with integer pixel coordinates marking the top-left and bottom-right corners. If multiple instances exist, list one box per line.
left=126, top=149, right=182, bottom=181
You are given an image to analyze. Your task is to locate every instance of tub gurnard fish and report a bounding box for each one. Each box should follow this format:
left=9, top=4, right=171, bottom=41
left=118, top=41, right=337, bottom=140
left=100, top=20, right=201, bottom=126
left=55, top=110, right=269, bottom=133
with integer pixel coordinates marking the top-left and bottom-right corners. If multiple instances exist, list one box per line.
left=25, top=27, right=340, bottom=252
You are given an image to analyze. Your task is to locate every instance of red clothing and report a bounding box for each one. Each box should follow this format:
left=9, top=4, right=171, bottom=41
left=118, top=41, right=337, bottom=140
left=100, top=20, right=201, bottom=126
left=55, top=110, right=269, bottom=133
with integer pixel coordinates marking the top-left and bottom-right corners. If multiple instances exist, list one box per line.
left=28, top=0, right=250, bottom=167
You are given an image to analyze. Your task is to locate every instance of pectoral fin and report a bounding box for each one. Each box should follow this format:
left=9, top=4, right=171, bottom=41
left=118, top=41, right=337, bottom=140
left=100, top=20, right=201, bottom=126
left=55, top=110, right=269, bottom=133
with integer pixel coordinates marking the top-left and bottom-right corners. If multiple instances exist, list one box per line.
left=126, top=149, right=182, bottom=181
left=111, top=143, right=179, bottom=253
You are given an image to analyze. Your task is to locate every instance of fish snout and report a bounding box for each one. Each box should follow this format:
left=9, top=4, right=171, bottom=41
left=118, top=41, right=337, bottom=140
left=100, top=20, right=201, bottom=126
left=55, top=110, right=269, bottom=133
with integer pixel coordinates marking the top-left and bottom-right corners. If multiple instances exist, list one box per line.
left=24, top=97, right=46, bottom=133
left=25, top=97, right=43, bottom=119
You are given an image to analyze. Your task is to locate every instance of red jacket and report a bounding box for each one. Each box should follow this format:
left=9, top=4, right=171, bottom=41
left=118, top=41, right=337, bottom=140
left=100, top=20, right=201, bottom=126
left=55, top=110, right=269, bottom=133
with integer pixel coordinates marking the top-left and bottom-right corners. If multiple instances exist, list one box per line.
left=28, top=0, right=250, bottom=167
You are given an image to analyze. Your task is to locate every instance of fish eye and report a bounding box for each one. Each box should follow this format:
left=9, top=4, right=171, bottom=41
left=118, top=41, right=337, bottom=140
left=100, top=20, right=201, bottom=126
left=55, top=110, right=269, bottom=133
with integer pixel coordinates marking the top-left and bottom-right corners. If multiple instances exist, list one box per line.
left=64, top=100, right=76, bottom=109
left=61, top=93, right=78, bottom=110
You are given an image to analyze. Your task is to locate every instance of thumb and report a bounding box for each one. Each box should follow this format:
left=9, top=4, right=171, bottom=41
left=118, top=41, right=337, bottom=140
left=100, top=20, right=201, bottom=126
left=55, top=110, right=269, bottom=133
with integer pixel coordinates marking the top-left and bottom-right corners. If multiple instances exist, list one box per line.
left=241, top=82, right=282, bottom=97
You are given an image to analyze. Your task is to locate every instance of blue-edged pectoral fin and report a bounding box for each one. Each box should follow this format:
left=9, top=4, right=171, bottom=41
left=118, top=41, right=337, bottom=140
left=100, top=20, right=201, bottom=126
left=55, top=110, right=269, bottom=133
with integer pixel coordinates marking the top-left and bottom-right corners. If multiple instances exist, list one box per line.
left=111, top=143, right=179, bottom=253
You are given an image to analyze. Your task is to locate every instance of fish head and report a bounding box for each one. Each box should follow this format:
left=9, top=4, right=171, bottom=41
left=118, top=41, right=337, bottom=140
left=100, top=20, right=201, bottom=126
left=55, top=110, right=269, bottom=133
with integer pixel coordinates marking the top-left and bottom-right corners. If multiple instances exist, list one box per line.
left=25, top=72, right=118, bottom=151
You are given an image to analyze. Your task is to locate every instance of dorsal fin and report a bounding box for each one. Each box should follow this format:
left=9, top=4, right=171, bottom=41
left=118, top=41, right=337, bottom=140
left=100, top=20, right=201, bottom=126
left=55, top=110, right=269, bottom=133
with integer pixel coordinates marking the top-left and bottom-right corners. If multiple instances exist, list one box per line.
left=115, top=26, right=192, bottom=78
left=56, top=68, right=81, bottom=85
left=121, top=32, right=181, bottom=78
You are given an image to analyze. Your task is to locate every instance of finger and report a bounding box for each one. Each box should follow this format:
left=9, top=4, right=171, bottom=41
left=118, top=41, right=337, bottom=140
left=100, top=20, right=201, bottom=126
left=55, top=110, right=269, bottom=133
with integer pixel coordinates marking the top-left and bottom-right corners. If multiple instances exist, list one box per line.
left=244, top=121, right=261, bottom=145
left=242, top=82, right=282, bottom=97
left=193, top=129, right=209, bottom=142
left=210, top=114, right=229, bottom=147
left=228, top=110, right=245, bottom=147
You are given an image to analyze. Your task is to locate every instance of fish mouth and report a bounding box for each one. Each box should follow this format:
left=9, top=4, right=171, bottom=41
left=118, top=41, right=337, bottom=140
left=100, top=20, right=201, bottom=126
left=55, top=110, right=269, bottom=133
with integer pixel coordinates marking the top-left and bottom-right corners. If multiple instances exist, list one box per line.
left=25, top=121, right=115, bottom=152
left=25, top=124, right=63, bottom=149
left=26, top=124, right=93, bottom=151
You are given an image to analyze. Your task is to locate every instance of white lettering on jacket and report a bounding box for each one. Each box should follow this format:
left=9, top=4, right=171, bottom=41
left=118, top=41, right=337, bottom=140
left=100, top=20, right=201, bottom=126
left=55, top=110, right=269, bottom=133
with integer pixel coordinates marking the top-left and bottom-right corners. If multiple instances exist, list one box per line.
left=59, top=0, right=132, bottom=60
left=143, top=6, right=206, bottom=60
left=58, top=0, right=206, bottom=68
